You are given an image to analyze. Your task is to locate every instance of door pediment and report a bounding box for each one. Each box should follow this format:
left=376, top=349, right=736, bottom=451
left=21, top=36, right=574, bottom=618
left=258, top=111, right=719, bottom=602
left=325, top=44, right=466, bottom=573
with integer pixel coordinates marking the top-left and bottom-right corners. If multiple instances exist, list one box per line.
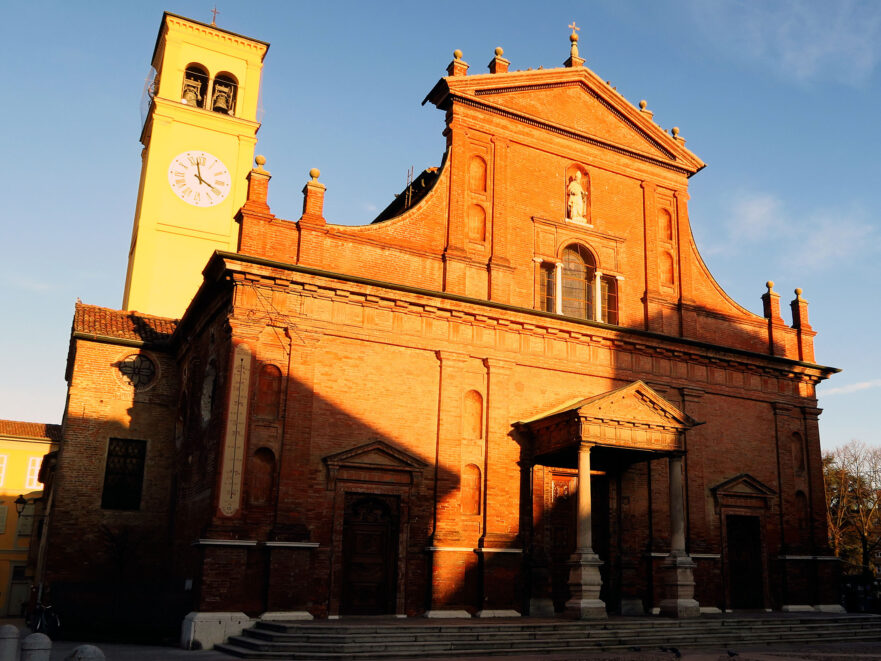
left=323, top=439, right=427, bottom=490
left=711, top=473, right=776, bottom=511
left=517, top=381, right=700, bottom=457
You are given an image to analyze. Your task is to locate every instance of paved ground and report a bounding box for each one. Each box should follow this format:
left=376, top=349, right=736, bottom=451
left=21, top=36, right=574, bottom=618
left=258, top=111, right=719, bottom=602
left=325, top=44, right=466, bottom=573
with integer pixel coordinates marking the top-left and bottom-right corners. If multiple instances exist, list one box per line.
left=2, top=617, right=881, bottom=660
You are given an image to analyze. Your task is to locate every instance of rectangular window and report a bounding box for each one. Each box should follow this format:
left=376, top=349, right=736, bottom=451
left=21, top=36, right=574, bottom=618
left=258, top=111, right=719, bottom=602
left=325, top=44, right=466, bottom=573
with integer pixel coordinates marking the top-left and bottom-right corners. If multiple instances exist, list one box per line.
left=101, top=439, right=147, bottom=510
left=539, top=264, right=556, bottom=313
left=601, top=276, right=618, bottom=325
left=0, top=456, right=7, bottom=487
left=25, top=457, right=42, bottom=490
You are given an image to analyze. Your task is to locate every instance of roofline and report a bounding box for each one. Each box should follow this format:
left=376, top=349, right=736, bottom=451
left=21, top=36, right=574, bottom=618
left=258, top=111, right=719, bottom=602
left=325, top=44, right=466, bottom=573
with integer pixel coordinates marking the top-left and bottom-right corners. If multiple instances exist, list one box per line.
left=206, top=250, right=840, bottom=377
left=150, top=11, right=270, bottom=67
left=71, top=330, right=172, bottom=351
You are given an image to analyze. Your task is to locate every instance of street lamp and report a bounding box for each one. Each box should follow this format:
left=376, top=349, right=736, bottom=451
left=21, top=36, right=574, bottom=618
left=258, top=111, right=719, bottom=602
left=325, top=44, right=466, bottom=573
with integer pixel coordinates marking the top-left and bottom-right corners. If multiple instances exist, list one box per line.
left=14, top=495, right=27, bottom=516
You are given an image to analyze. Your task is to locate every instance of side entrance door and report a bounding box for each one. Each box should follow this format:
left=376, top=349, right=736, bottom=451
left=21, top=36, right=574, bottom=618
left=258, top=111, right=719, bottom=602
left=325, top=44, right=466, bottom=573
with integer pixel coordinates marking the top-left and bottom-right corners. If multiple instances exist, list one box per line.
left=341, top=494, right=399, bottom=615
left=726, top=515, right=764, bottom=609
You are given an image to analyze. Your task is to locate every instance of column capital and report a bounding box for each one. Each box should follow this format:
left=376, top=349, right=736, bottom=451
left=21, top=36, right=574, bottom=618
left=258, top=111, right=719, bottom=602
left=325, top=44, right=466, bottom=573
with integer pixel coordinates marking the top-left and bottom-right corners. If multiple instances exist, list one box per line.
left=681, top=387, right=705, bottom=403
left=772, top=402, right=796, bottom=416
left=436, top=350, right=469, bottom=365
left=801, top=406, right=823, bottom=419
left=483, top=357, right=515, bottom=373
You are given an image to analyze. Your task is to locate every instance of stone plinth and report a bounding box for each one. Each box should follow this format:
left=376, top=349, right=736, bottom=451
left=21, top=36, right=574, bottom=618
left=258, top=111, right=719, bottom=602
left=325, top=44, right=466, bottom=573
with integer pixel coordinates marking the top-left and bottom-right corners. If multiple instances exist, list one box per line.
left=658, top=553, right=700, bottom=618
left=564, top=550, right=607, bottom=619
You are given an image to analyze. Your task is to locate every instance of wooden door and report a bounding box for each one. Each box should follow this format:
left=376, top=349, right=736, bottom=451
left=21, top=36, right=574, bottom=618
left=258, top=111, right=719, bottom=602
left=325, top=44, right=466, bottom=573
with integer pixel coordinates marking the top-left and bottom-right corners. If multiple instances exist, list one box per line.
left=549, top=474, right=576, bottom=612
left=727, top=515, right=764, bottom=609
left=341, top=495, right=399, bottom=615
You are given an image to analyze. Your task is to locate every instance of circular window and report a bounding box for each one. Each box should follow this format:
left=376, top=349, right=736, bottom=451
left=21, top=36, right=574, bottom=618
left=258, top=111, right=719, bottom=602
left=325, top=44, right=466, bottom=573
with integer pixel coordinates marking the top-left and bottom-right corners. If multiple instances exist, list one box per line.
left=118, top=354, right=156, bottom=388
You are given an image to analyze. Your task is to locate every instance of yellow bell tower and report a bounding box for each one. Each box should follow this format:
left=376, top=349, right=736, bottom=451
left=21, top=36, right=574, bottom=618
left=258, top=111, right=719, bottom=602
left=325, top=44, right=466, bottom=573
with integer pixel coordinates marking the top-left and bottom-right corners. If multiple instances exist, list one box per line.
left=122, top=13, right=269, bottom=318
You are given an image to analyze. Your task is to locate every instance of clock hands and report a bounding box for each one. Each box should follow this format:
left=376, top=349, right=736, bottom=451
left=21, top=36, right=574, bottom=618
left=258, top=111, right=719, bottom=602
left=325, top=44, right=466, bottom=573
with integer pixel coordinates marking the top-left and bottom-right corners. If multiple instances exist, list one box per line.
left=193, top=160, right=222, bottom=195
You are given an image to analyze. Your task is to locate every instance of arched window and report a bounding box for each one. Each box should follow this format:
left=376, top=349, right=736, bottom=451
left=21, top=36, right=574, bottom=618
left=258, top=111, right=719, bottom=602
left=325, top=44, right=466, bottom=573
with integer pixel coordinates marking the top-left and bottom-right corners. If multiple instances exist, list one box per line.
left=792, top=432, right=805, bottom=473
left=659, top=208, right=673, bottom=241
left=255, top=364, right=282, bottom=419
left=211, top=73, right=238, bottom=115
left=561, top=245, right=595, bottom=320
left=461, top=464, right=482, bottom=515
left=539, top=263, right=556, bottom=313
left=660, top=251, right=675, bottom=286
left=795, top=490, right=809, bottom=534
left=463, top=390, right=483, bottom=439
left=466, top=204, right=486, bottom=242
left=182, top=64, right=208, bottom=108
left=469, top=156, right=487, bottom=193
left=247, top=448, right=276, bottom=506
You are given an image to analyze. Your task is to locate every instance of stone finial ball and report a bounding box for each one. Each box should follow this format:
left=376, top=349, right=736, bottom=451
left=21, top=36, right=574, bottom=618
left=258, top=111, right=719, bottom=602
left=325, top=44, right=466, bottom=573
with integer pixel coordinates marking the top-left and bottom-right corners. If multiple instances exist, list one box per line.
left=570, top=32, right=579, bottom=43
left=309, top=168, right=320, bottom=180
left=639, top=100, right=647, bottom=110
left=671, top=127, right=680, bottom=137
left=495, top=47, right=504, bottom=57
left=453, top=49, right=463, bottom=60
left=795, top=288, right=803, bottom=296
left=766, top=280, right=774, bottom=289
left=255, top=155, right=266, bottom=167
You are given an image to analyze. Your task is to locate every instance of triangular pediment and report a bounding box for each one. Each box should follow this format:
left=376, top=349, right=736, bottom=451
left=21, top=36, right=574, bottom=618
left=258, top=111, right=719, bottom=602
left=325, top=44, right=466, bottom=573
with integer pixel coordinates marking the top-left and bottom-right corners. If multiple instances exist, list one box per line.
left=425, top=66, right=704, bottom=175
left=479, top=82, right=671, bottom=161
left=323, top=439, right=428, bottom=471
left=519, top=381, right=698, bottom=432
left=711, top=473, right=776, bottom=498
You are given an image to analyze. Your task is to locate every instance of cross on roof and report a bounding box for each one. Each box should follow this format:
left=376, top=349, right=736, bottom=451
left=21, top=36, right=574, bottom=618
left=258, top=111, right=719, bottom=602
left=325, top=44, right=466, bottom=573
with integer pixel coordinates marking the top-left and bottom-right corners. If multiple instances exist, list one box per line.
left=568, top=21, right=580, bottom=34
left=210, top=6, right=220, bottom=26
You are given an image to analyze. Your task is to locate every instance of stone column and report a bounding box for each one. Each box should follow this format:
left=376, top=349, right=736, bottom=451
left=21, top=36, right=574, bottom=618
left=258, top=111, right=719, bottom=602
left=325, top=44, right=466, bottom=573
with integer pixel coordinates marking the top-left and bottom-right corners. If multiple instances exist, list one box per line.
left=659, top=454, right=700, bottom=618
left=594, top=271, right=603, bottom=322
left=554, top=262, right=563, bottom=315
left=565, top=443, right=606, bottom=619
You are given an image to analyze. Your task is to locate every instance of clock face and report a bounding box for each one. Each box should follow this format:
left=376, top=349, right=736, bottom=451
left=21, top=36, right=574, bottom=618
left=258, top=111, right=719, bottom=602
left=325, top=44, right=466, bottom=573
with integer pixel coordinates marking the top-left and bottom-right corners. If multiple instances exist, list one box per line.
left=168, top=151, right=231, bottom=207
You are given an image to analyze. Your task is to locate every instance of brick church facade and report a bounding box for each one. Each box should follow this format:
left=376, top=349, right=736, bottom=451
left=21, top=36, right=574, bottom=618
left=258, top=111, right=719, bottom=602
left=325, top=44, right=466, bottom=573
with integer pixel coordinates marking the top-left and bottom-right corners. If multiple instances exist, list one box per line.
left=39, top=16, right=840, bottom=638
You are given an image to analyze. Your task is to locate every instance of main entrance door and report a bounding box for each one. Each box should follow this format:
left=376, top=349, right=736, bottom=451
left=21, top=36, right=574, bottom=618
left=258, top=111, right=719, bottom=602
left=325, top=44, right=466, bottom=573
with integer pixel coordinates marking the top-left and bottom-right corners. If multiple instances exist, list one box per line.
left=341, top=494, right=399, bottom=615
left=726, top=515, right=764, bottom=609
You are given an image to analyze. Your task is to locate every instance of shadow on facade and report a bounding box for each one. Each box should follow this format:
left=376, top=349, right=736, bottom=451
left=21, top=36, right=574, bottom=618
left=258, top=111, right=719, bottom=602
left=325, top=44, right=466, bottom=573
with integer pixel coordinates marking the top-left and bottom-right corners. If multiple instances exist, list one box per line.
left=39, top=288, right=838, bottom=641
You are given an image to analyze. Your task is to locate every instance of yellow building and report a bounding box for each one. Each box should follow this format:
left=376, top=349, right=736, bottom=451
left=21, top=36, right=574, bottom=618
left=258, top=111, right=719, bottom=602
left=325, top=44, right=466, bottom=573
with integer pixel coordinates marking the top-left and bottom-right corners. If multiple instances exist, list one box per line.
left=0, top=421, right=59, bottom=616
left=122, top=12, right=269, bottom=319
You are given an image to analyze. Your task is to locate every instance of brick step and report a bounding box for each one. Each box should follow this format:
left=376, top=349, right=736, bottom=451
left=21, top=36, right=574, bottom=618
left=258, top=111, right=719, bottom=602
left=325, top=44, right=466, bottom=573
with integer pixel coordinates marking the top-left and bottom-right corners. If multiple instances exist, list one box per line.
left=254, top=614, right=876, bottom=636
left=248, top=620, right=880, bottom=644
left=216, top=630, right=881, bottom=660
left=215, top=616, right=881, bottom=660
left=246, top=625, right=879, bottom=645
left=222, top=626, right=881, bottom=657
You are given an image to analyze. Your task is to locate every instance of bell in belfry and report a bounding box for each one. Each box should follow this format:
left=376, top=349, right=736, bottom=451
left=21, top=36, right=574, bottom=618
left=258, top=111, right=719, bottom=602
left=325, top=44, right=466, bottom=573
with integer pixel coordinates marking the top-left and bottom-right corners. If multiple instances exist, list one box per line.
left=212, top=82, right=232, bottom=114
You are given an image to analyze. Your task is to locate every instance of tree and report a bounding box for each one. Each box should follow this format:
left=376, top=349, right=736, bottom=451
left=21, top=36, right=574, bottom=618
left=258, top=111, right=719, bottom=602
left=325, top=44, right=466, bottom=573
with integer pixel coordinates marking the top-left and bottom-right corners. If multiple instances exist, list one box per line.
left=824, top=441, right=881, bottom=578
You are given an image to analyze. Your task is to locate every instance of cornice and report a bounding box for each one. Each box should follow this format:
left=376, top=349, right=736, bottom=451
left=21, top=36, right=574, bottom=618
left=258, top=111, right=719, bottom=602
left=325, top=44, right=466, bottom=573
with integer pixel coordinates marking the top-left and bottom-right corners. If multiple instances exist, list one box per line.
left=209, top=251, right=839, bottom=389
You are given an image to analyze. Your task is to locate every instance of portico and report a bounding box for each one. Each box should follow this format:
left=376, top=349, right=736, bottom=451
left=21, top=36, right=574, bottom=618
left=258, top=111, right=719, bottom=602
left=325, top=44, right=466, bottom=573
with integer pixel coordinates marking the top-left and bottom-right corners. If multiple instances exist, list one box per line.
left=517, top=381, right=702, bottom=618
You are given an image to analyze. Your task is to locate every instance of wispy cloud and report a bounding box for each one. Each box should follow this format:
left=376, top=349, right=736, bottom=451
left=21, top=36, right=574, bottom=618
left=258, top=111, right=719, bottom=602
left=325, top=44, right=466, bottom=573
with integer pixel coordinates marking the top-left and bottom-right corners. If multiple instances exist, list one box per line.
left=822, top=379, right=881, bottom=396
left=689, top=0, right=881, bottom=86
left=709, top=190, right=877, bottom=270
left=6, top=276, right=51, bottom=293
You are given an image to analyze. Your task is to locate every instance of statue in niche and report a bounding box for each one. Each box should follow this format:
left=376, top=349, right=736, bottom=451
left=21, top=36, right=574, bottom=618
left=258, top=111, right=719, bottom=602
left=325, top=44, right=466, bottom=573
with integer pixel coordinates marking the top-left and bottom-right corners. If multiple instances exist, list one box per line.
left=567, top=170, right=589, bottom=222
left=212, top=81, right=233, bottom=114
left=182, top=77, right=202, bottom=107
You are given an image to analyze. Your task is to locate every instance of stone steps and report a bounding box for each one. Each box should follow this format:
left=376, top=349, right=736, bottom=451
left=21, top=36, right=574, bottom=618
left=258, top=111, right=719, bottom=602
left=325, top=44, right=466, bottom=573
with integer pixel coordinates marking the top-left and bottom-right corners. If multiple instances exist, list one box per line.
left=215, top=614, right=881, bottom=659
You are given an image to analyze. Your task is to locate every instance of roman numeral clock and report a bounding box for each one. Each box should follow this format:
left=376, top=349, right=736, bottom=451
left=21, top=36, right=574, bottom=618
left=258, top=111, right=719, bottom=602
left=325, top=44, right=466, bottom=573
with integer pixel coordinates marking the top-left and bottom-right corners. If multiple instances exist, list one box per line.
left=168, top=151, right=231, bottom=207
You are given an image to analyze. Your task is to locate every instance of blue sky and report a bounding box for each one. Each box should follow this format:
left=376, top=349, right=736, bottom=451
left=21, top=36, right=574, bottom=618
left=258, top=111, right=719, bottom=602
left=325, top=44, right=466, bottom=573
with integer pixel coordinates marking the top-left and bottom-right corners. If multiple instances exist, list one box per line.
left=1, top=1, right=879, bottom=449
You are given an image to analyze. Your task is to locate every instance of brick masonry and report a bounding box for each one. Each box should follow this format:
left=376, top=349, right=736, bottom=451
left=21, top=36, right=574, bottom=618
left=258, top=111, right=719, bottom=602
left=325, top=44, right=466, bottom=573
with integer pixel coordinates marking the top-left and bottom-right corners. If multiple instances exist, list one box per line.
left=43, top=44, right=839, bottom=631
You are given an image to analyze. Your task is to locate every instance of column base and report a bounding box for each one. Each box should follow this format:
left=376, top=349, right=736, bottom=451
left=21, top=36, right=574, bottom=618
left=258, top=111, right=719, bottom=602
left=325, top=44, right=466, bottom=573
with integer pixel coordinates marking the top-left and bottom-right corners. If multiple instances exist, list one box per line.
left=564, top=549, right=607, bottom=620
left=424, top=610, right=472, bottom=619
left=529, top=598, right=555, bottom=617
left=259, top=611, right=313, bottom=621
left=659, top=553, right=700, bottom=619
